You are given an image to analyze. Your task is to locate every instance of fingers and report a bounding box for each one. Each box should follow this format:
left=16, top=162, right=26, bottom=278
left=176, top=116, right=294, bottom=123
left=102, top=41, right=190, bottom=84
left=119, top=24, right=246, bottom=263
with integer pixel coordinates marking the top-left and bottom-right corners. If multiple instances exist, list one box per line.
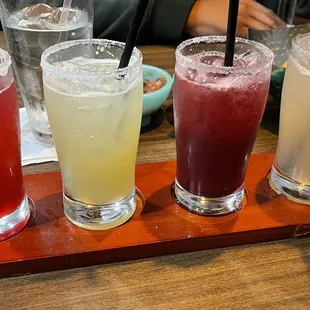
left=249, top=1, right=287, bottom=29
left=248, top=7, right=279, bottom=28
left=240, top=15, right=271, bottom=31
left=239, top=0, right=286, bottom=32
left=238, top=14, right=268, bottom=37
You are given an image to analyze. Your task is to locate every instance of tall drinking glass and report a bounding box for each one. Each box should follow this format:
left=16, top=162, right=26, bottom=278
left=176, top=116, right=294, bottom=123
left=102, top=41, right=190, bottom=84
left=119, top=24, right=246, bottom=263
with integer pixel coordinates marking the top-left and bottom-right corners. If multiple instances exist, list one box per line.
left=0, top=0, right=93, bottom=143
left=174, top=36, right=273, bottom=216
left=0, top=49, right=30, bottom=241
left=270, top=33, right=310, bottom=204
left=41, top=39, right=143, bottom=230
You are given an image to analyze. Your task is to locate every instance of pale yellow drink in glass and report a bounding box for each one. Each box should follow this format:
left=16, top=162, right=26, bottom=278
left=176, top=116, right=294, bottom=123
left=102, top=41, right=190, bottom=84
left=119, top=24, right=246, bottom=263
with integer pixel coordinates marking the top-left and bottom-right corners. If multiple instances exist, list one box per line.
left=275, top=55, right=310, bottom=183
left=41, top=39, right=143, bottom=230
left=270, top=33, right=310, bottom=204
left=44, top=68, right=142, bottom=205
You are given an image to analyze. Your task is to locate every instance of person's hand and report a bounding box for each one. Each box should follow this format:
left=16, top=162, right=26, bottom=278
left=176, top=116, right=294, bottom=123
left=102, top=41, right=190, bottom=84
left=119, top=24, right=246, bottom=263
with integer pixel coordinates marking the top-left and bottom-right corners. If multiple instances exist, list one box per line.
left=186, top=0, right=286, bottom=38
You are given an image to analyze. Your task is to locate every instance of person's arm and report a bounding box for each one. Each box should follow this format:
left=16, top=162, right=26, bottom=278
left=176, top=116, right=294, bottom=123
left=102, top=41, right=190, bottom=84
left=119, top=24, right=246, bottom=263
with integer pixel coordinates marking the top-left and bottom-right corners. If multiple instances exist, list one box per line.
left=94, top=0, right=285, bottom=43
left=185, top=0, right=285, bottom=38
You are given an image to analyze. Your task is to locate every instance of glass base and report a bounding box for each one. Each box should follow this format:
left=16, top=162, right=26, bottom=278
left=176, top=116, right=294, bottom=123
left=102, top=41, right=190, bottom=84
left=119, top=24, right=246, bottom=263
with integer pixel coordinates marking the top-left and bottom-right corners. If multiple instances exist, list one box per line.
left=270, top=166, right=310, bottom=205
left=31, top=127, right=53, bottom=144
left=174, top=180, right=245, bottom=216
left=64, top=189, right=139, bottom=230
left=0, top=195, right=30, bottom=242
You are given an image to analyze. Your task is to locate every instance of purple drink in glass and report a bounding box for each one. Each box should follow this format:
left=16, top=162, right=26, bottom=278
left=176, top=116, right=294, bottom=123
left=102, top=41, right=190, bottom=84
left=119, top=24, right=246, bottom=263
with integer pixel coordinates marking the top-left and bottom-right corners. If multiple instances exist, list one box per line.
left=174, top=36, right=273, bottom=216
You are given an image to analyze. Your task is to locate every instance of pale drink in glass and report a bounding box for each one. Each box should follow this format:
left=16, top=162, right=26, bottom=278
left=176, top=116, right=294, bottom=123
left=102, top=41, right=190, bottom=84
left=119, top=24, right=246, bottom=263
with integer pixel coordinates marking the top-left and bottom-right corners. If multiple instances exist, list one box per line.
left=41, top=39, right=143, bottom=230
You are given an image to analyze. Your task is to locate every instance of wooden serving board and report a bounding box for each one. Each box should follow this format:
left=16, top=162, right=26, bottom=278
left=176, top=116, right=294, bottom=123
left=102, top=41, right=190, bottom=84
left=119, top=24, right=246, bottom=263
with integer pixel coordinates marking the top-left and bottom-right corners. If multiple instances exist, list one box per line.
left=1, top=153, right=310, bottom=278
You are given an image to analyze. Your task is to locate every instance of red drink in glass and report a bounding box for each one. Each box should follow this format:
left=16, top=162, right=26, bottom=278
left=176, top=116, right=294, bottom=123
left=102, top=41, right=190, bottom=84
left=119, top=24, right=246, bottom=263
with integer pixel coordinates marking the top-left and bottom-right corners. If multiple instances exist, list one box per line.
left=0, top=49, right=30, bottom=241
left=173, top=37, right=273, bottom=216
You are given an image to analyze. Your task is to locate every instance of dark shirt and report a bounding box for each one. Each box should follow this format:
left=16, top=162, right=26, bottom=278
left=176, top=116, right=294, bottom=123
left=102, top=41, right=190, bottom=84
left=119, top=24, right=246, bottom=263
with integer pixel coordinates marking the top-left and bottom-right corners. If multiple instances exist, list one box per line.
left=93, top=0, right=196, bottom=43
left=296, top=0, right=310, bottom=18
left=258, top=0, right=310, bottom=19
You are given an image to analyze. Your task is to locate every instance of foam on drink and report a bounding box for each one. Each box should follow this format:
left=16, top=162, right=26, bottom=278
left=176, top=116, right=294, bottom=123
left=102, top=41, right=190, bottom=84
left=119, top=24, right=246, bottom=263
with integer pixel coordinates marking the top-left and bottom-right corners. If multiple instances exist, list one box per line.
left=181, top=51, right=261, bottom=88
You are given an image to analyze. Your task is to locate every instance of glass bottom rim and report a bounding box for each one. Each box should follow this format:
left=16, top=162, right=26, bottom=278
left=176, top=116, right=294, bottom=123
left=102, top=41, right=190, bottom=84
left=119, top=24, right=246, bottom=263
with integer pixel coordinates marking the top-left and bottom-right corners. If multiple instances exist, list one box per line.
left=173, top=180, right=246, bottom=216
left=0, top=195, right=31, bottom=242
left=63, top=188, right=144, bottom=230
left=270, top=165, right=310, bottom=205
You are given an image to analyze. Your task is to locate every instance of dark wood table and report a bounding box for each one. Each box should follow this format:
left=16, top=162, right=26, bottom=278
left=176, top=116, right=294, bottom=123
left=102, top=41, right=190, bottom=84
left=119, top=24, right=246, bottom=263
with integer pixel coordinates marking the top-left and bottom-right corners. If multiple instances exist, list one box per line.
left=0, top=33, right=310, bottom=310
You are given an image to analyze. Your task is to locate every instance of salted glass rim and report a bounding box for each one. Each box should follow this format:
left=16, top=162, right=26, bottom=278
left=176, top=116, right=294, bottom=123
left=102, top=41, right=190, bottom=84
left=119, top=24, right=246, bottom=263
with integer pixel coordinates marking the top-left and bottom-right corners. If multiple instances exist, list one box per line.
left=41, top=39, right=142, bottom=78
left=0, top=48, right=11, bottom=77
left=292, top=33, right=310, bottom=56
left=175, top=36, right=274, bottom=74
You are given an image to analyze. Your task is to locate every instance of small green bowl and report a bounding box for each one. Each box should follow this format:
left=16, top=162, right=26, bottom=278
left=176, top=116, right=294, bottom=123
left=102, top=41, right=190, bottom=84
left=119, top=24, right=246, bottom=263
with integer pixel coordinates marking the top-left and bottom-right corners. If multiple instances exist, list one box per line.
left=142, top=65, right=174, bottom=126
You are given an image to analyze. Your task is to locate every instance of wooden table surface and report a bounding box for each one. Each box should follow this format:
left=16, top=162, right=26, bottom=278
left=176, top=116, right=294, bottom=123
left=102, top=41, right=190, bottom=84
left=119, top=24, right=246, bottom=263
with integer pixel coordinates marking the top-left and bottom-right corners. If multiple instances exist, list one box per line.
left=0, top=33, right=309, bottom=310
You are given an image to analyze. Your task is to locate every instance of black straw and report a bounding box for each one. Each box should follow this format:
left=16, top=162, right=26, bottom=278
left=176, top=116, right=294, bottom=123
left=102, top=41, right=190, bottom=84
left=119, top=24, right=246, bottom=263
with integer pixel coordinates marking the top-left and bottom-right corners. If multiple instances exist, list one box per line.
left=224, top=0, right=240, bottom=67
left=119, top=0, right=150, bottom=69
